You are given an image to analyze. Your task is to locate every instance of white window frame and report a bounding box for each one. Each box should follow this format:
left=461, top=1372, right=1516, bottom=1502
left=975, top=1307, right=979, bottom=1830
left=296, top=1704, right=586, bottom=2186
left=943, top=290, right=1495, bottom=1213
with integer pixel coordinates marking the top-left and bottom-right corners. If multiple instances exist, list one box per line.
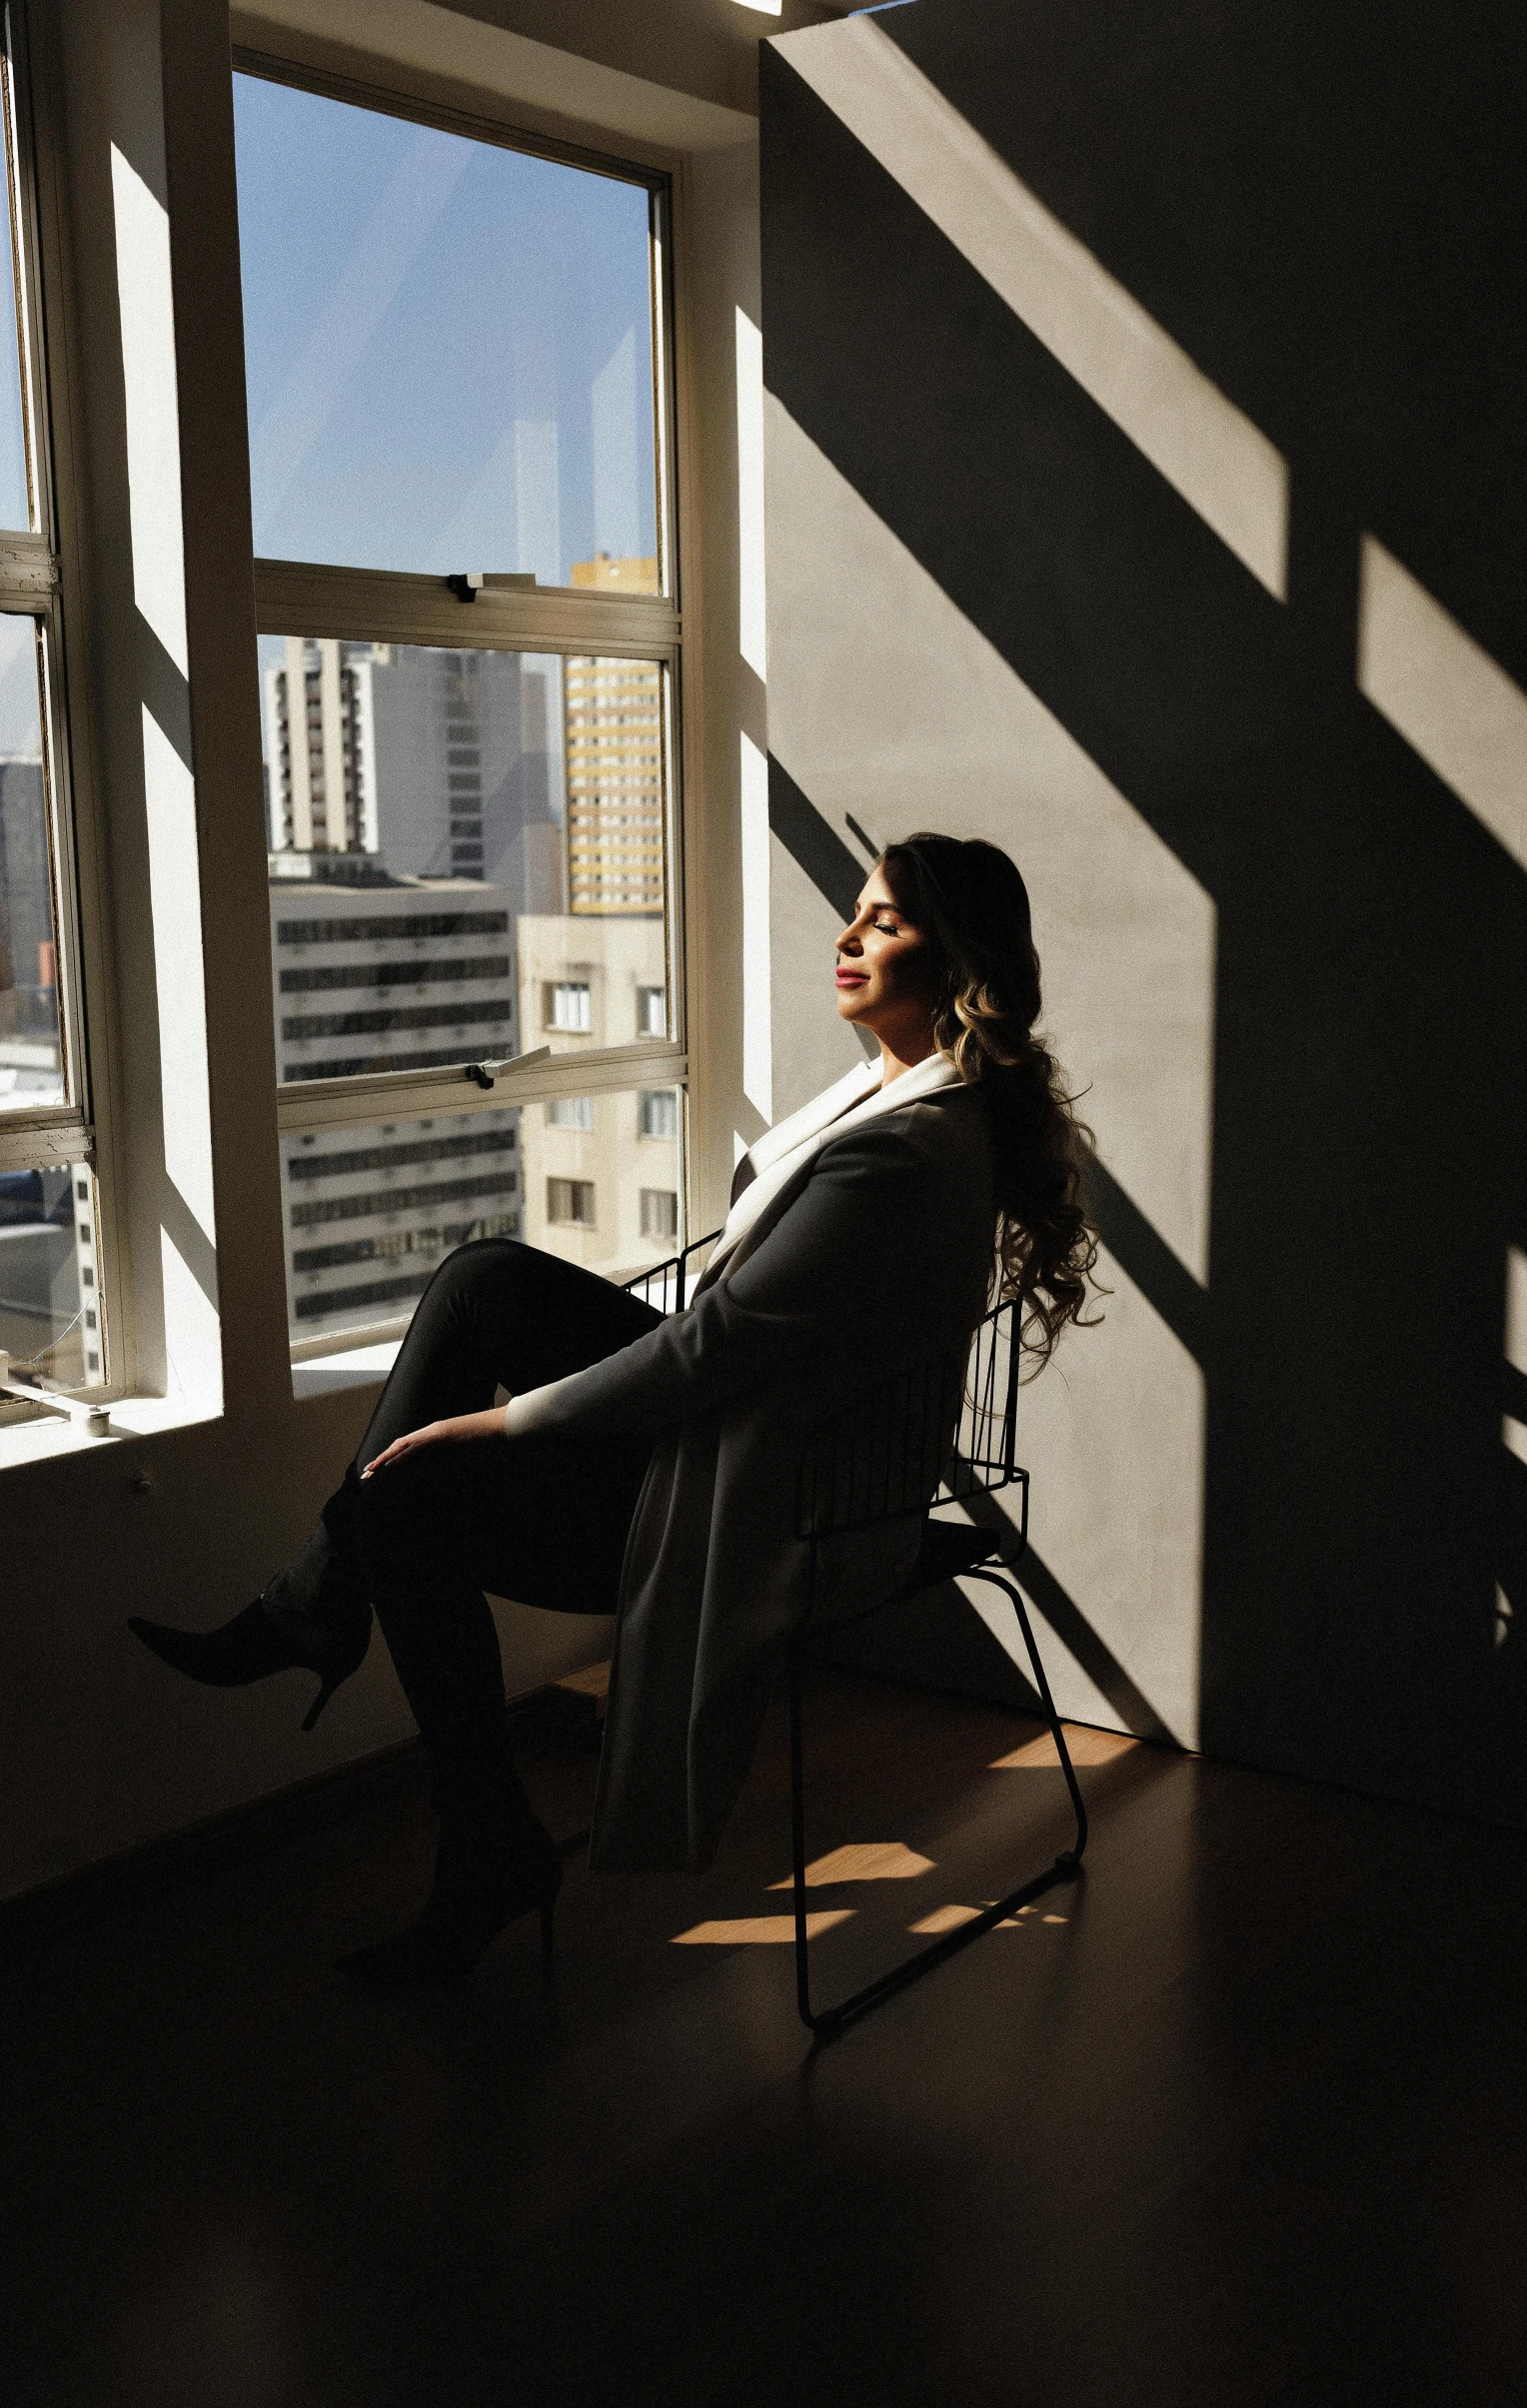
left=0, top=4, right=108, bottom=1386
left=233, top=52, right=693, bottom=1356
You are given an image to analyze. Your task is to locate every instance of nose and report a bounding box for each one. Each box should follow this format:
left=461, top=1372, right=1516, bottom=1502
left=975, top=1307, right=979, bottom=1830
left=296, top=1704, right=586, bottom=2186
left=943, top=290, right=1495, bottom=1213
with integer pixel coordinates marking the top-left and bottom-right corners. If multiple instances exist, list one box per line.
left=834, top=916, right=862, bottom=955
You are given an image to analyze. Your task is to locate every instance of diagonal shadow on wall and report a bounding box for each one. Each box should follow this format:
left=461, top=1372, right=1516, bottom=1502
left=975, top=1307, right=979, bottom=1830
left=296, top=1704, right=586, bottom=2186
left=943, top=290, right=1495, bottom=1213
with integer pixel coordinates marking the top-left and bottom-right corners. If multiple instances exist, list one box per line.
left=761, top=4, right=1527, bottom=1824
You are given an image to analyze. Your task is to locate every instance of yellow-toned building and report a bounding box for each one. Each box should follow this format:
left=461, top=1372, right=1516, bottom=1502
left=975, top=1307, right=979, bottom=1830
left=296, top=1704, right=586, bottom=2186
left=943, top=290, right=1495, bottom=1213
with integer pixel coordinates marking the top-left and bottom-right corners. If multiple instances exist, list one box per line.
left=565, top=554, right=666, bottom=916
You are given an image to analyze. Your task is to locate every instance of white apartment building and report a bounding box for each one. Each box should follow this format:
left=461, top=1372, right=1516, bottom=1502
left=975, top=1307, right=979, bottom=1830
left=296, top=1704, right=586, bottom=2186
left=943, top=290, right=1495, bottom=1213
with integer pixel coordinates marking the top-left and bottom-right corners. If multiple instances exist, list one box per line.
left=515, top=911, right=679, bottom=1281
left=270, top=872, right=522, bottom=1336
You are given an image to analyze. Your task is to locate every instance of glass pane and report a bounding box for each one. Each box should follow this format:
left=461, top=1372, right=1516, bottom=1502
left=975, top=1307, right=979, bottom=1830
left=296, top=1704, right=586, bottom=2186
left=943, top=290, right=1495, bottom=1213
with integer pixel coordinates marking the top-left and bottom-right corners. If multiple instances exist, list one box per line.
left=0, top=614, right=61, bottom=1108
left=281, top=1106, right=521, bottom=1343
left=234, top=75, right=662, bottom=589
left=261, top=638, right=670, bottom=1085
left=0, top=46, right=32, bottom=531
left=0, top=1162, right=104, bottom=1390
left=281, top=1082, right=681, bottom=1344
left=520, top=1081, right=683, bottom=1283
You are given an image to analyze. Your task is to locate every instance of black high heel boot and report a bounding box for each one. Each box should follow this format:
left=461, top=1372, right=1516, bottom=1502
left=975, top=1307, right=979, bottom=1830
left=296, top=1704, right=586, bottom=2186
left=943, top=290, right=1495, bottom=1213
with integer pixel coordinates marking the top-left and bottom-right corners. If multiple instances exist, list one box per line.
left=338, top=1817, right=563, bottom=1989
left=128, top=1522, right=372, bottom=1732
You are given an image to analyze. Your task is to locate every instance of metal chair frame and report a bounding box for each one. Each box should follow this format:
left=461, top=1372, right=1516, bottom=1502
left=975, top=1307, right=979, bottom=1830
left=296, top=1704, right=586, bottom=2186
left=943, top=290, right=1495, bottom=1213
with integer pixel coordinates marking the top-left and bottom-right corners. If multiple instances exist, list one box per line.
left=619, top=1228, right=722, bottom=1316
left=619, top=1237, right=1087, bottom=2039
left=788, top=1297, right=1087, bottom=2037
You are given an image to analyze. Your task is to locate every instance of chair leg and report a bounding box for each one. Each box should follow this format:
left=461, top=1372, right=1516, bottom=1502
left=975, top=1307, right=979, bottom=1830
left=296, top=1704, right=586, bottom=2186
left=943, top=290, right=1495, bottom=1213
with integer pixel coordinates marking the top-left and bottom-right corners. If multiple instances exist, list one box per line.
left=964, top=1567, right=1089, bottom=1869
left=788, top=1653, right=814, bottom=2030
left=786, top=1591, right=1086, bottom=2040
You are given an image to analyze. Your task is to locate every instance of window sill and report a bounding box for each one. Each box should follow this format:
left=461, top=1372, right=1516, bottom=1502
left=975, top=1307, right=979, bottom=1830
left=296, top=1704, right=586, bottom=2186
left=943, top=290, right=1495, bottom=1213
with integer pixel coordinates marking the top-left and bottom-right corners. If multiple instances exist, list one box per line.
left=0, top=1388, right=222, bottom=1472
left=292, top=1335, right=402, bottom=1400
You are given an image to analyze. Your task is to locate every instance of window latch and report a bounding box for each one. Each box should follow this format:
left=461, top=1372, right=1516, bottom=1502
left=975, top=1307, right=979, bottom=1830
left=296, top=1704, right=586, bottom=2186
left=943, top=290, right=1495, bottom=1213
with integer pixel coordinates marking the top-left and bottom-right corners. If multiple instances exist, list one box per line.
left=447, top=572, right=539, bottom=604
left=465, top=1043, right=550, bottom=1091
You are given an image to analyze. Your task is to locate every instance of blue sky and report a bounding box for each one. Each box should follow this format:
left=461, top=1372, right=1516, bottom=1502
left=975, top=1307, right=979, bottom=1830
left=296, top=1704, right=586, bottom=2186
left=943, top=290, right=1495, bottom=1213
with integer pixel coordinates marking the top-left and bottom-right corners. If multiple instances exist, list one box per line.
left=233, top=74, right=660, bottom=585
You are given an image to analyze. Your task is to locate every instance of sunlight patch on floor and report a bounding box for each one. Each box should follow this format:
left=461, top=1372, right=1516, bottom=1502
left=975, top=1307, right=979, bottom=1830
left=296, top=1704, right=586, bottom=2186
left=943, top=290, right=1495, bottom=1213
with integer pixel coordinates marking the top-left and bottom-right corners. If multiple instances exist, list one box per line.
left=671, top=1912, right=855, bottom=1945
left=767, top=1841, right=935, bottom=1889
left=990, top=1727, right=1138, bottom=1770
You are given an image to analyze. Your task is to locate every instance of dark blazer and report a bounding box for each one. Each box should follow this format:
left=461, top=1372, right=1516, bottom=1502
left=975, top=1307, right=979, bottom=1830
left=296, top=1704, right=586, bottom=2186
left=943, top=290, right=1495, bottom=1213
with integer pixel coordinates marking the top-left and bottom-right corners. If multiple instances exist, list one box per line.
left=518, top=1083, right=996, bottom=1871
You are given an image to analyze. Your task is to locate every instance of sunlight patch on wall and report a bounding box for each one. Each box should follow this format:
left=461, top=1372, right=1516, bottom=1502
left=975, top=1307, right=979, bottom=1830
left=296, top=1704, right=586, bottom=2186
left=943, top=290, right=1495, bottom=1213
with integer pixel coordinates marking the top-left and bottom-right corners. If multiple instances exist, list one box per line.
left=764, top=398, right=1216, bottom=1287
left=736, top=306, right=767, bottom=680
left=1357, top=538, right=1527, bottom=873
left=111, top=147, right=188, bottom=675
left=777, top=18, right=1288, bottom=598
left=741, top=728, right=773, bottom=1121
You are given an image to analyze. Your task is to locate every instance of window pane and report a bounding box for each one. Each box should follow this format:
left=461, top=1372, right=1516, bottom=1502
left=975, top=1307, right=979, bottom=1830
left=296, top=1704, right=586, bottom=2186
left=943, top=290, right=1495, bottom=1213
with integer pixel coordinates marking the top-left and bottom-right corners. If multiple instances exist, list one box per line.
left=0, top=614, right=60, bottom=1109
left=282, top=1082, right=682, bottom=1344
left=0, top=46, right=31, bottom=532
left=281, top=1105, right=521, bottom=1343
left=0, top=1163, right=104, bottom=1389
left=521, top=1083, right=683, bottom=1281
left=261, top=637, right=670, bottom=1082
left=234, top=76, right=662, bottom=588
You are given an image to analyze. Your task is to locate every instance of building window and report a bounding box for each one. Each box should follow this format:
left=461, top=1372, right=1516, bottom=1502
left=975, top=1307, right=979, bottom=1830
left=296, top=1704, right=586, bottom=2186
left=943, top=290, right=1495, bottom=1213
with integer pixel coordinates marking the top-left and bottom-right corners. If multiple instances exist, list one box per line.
left=233, top=59, right=685, bottom=1347
left=639, top=1089, right=679, bottom=1141
left=637, top=984, right=667, bottom=1038
left=0, top=7, right=104, bottom=1394
left=547, top=1177, right=596, bottom=1227
left=546, top=981, right=593, bottom=1035
left=640, top=1188, right=679, bottom=1241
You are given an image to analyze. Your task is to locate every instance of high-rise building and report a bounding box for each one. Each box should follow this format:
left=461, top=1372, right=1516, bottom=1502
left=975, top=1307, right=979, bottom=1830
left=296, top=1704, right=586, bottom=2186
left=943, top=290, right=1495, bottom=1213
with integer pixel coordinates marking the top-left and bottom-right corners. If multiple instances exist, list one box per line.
left=0, top=757, right=59, bottom=1104
left=264, top=641, right=567, bottom=910
left=565, top=555, right=666, bottom=917
left=270, top=872, right=523, bottom=1337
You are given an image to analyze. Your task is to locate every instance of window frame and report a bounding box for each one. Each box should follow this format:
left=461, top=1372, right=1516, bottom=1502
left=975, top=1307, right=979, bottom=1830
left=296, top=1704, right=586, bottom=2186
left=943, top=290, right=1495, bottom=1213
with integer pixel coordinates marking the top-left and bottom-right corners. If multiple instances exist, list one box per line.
left=233, top=50, right=693, bottom=1349
left=0, top=0, right=93, bottom=1186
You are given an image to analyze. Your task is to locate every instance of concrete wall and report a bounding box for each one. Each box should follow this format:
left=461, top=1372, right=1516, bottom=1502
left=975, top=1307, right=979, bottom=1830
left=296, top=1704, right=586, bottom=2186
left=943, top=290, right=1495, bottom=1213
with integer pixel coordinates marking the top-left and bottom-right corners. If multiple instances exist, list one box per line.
left=761, top=1, right=1527, bottom=1825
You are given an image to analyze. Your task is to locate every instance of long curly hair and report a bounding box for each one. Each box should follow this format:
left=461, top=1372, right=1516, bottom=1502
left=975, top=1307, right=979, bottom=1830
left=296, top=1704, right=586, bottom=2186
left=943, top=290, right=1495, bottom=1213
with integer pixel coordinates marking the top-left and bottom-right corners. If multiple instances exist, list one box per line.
left=879, top=832, right=1102, bottom=1373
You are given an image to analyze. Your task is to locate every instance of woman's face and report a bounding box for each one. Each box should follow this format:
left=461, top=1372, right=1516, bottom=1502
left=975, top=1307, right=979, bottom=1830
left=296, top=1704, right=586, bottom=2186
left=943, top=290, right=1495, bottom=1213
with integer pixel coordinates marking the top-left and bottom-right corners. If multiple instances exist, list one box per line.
left=833, top=866, right=938, bottom=1053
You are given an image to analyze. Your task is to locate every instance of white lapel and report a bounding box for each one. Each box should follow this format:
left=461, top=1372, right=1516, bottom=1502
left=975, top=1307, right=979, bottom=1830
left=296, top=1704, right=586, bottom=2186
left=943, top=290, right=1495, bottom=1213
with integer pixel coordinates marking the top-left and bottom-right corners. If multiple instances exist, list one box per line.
left=700, top=1049, right=964, bottom=1289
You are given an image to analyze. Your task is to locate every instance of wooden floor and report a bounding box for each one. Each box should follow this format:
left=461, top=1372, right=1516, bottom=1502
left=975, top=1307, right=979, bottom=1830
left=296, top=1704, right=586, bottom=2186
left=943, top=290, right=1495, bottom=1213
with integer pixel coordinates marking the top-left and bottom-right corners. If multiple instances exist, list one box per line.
left=4, top=1667, right=1524, bottom=2408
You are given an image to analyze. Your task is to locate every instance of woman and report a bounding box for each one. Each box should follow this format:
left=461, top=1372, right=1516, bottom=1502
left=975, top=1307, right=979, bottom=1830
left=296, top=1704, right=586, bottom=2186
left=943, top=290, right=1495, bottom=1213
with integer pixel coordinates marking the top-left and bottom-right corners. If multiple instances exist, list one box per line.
left=130, top=834, right=1097, bottom=1984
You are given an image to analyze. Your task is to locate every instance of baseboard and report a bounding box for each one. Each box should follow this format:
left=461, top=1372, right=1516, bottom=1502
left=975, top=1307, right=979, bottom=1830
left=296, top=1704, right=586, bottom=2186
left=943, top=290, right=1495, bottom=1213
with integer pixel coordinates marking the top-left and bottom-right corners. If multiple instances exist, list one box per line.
left=0, top=1682, right=591, bottom=1966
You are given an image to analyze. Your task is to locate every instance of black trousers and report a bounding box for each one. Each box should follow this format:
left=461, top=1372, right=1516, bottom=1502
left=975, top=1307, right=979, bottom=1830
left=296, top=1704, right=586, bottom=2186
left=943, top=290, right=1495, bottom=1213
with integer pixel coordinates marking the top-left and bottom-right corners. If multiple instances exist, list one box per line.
left=323, top=1241, right=661, bottom=1826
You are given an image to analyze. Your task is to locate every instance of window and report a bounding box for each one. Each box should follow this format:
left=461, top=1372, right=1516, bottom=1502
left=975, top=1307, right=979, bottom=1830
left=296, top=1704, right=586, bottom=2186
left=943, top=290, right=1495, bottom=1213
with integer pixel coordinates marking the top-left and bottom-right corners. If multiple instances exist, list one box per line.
left=547, top=1177, right=596, bottom=1227
left=0, top=7, right=103, bottom=1394
left=640, top=1187, right=678, bottom=1241
left=639, top=1088, right=679, bottom=1140
left=546, top=980, right=593, bottom=1035
left=637, top=984, right=667, bottom=1038
left=234, top=61, right=687, bottom=1348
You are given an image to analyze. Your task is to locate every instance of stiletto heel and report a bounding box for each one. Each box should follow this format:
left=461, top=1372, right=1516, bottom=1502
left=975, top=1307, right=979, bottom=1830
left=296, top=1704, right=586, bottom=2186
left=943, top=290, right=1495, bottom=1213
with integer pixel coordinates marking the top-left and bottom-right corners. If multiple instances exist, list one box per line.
left=129, top=1590, right=372, bottom=1729
left=302, top=1675, right=342, bottom=1734
left=339, top=1831, right=563, bottom=1988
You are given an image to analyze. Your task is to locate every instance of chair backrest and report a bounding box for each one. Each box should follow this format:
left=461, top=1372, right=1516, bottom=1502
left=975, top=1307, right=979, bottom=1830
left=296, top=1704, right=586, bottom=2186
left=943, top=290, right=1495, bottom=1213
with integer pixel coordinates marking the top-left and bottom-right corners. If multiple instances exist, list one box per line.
left=620, top=1227, right=724, bottom=1314
left=795, top=1294, right=1022, bottom=1543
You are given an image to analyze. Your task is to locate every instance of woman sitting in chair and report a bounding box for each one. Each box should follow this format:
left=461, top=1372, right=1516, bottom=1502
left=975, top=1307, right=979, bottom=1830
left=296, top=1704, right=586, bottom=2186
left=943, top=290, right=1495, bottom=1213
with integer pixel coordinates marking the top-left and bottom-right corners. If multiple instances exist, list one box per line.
left=131, top=833, right=1098, bottom=1983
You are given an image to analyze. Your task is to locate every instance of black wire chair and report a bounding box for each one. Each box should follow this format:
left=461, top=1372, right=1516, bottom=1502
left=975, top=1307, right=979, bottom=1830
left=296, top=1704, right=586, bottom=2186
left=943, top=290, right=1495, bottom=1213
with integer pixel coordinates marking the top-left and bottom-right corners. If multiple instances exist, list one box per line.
left=620, top=1227, right=723, bottom=1315
left=619, top=1236, right=1087, bottom=2037
left=787, top=1296, right=1087, bottom=2037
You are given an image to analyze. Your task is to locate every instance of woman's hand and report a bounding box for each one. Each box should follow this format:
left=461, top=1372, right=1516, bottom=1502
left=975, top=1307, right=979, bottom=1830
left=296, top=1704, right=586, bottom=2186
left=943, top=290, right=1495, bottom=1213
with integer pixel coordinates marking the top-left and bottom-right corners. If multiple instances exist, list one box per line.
left=360, top=1407, right=509, bottom=1479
